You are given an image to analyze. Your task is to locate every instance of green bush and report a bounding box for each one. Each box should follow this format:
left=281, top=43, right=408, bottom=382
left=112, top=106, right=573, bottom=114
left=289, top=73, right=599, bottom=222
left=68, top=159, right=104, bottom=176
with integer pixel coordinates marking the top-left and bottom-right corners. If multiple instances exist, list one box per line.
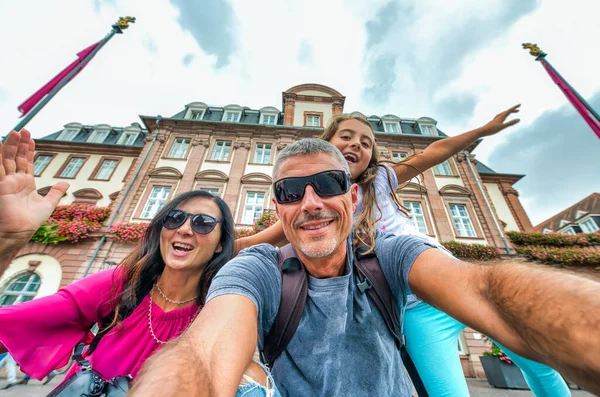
left=441, top=241, right=501, bottom=261
left=30, top=223, right=68, bottom=244
left=516, top=246, right=600, bottom=268
left=507, top=231, right=600, bottom=247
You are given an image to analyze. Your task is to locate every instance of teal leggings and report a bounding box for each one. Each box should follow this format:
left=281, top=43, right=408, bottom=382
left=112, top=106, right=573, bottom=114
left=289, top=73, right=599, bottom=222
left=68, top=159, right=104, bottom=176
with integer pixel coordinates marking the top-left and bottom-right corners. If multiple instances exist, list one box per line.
left=404, top=302, right=571, bottom=397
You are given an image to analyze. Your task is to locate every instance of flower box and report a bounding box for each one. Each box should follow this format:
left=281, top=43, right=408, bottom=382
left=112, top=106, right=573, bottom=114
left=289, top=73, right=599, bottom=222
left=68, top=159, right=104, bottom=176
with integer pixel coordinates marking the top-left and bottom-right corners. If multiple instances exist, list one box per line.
left=479, top=355, right=529, bottom=390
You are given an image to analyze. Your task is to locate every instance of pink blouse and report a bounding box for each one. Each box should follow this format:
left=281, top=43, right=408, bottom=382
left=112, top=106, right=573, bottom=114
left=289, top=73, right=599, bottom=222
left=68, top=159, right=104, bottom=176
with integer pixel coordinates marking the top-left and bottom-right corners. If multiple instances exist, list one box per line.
left=0, top=268, right=199, bottom=380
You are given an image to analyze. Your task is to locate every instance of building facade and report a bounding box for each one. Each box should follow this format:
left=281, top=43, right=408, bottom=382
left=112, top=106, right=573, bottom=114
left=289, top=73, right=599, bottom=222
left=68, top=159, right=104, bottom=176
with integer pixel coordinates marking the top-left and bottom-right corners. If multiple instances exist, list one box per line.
left=1, top=83, right=534, bottom=378
left=534, top=192, right=600, bottom=234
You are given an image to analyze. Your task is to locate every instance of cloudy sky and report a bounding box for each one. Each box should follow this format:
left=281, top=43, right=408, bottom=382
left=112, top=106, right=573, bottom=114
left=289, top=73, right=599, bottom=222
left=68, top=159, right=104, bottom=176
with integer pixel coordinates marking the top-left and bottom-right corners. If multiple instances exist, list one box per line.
left=1, top=0, right=599, bottom=225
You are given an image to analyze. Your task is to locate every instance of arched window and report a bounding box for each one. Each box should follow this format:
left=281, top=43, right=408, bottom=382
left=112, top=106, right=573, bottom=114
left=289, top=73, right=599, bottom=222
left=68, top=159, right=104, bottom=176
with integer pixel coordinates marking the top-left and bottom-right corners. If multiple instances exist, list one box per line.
left=0, top=272, right=41, bottom=306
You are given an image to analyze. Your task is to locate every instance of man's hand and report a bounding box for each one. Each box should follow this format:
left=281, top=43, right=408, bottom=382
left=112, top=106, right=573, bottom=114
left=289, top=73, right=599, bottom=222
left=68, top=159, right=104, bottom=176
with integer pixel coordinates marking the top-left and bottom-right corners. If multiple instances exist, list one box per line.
left=479, top=104, right=521, bottom=137
left=0, top=129, right=69, bottom=276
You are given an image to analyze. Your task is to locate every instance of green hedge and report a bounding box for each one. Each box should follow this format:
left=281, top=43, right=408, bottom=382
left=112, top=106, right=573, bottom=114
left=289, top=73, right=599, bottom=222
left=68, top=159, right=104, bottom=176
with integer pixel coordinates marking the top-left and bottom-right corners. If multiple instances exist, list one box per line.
left=516, top=246, right=600, bottom=268
left=441, top=241, right=501, bottom=261
left=506, top=231, right=600, bottom=247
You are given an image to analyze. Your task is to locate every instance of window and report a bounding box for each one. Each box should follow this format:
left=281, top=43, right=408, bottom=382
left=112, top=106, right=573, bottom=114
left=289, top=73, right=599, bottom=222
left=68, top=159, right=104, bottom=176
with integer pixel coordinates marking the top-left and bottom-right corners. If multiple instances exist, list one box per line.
left=94, top=159, right=119, bottom=180
left=420, top=125, right=435, bottom=136
left=306, top=115, right=321, bottom=127
left=88, top=130, right=110, bottom=143
left=57, top=129, right=80, bottom=141
left=435, top=161, right=452, bottom=176
left=167, top=138, right=191, bottom=159
left=563, top=228, right=576, bottom=235
left=141, top=186, right=171, bottom=219
left=262, top=114, right=277, bottom=125
left=392, top=151, right=408, bottom=162
left=191, top=110, right=205, bottom=120
left=118, top=133, right=139, bottom=145
left=59, top=157, right=86, bottom=178
left=210, top=141, right=231, bottom=161
left=224, top=111, right=241, bottom=122
left=405, top=201, right=428, bottom=234
left=253, top=143, right=272, bottom=164
left=384, top=122, right=400, bottom=134
left=242, top=192, right=265, bottom=224
left=580, top=218, right=599, bottom=233
left=450, top=204, right=476, bottom=237
left=542, top=228, right=553, bottom=234
left=199, top=188, right=220, bottom=196
left=33, top=155, right=53, bottom=176
left=0, top=273, right=41, bottom=306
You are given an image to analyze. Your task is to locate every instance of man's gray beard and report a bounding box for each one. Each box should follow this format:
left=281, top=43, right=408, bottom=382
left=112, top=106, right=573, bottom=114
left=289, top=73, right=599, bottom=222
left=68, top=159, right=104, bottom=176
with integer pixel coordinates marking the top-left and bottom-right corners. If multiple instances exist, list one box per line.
left=297, top=236, right=339, bottom=259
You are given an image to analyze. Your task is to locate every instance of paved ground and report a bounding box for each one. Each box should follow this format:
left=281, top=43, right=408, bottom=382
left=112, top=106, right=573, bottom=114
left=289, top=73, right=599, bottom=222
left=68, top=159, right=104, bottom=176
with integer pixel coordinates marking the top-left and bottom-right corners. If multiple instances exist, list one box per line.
left=0, top=374, right=595, bottom=396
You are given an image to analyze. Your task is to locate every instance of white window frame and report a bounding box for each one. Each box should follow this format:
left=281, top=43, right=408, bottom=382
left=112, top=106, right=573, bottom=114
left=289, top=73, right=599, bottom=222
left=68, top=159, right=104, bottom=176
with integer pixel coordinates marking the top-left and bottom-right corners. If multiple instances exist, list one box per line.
left=60, top=157, right=85, bottom=178
left=117, top=132, right=139, bottom=145
left=210, top=141, right=232, bottom=161
left=392, top=151, right=408, bottom=162
left=405, top=201, right=428, bottom=234
left=559, top=219, right=570, bottom=227
left=190, top=109, right=206, bottom=121
left=563, top=227, right=576, bottom=235
left=253, top=143, right=272, bottom=165
left=167, top=138, right=191, bottom=159
left=435, top=161, right=452, bottom=176
left=242, top=192, right=265, bottom=225
left=419, top=124, right=437, bottom=136
left=306, top=115, right=321, bottom=127
left=542, top=228, right=553, bottom=234
left=87, top=130, right=110, bottom=144
left=450, top=204, right=476, bottom=237
left=199, top=188, right=220, bottom=197
left=141, top=186, right=171, bottom=219
left=95, top=159, right=119, bottom=180
left=457, top=331, right=469, bottom=354
left=260, top=113, right=278, bottom=125
left=33, top=155, right=53, bottom=176
left=580, top=218, right=599, bottom=233
left=384, top=122, right=401, bottom=134
left=57, top=128, right=80, bottom=141
left=223, top=111, right=241, bottom=123
left=0, top=272, right=41, bottom=306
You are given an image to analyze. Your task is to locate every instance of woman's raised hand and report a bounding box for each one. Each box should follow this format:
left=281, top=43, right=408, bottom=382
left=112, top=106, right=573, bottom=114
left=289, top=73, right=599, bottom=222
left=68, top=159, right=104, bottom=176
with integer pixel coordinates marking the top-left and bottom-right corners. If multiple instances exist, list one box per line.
left=480, top=104, right=521, bottom=137
left=0, top=129, right=69, bottom=243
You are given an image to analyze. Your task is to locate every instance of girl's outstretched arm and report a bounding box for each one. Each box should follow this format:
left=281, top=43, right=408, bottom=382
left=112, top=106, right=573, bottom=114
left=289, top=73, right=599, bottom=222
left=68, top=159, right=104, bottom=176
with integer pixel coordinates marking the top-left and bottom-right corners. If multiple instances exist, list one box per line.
left=234, top=220, right=286, bottom=255
left=393, top=104, right=520, bottom=184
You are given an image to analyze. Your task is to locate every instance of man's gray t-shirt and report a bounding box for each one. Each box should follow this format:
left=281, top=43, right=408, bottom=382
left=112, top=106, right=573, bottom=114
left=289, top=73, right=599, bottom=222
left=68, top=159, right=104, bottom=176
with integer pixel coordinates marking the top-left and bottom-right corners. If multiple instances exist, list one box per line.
left=207, top=232, right=437, bottom=396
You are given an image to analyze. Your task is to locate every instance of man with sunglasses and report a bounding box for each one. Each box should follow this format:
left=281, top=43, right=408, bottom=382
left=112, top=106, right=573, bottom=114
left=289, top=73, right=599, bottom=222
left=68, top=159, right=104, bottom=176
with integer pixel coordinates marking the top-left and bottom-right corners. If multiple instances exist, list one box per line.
left=128, top=138, right=600, bottom=396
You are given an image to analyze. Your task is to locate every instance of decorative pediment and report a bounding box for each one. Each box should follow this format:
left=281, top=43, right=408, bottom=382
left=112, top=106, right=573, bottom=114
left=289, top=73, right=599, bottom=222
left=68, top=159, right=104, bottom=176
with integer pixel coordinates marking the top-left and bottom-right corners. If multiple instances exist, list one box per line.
left=439, top=184, right=472, bottom=197
left=109, top=191, right=120, bottom=201
left=241, top=173, right=272, bottom=185
left=194, top=170, right=229, bottom=182
left=148, top=167, right=183, bottom=180
left=397, top=182, right=427, bottom=195
left=73, top=188, right=103, bottom=200
left=37, top=186, right=52, bottom=197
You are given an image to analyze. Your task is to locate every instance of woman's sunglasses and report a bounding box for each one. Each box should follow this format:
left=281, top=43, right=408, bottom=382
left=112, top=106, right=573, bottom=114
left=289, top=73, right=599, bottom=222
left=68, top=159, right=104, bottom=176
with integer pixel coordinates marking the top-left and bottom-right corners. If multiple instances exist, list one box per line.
left=273, top=169, right=352, bottom=204
left=162, top=210, right=221, bottom=235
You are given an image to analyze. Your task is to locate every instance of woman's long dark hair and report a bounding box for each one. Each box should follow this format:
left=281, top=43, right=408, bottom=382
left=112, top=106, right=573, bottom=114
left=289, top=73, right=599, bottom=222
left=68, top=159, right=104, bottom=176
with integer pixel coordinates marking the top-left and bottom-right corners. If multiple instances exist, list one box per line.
left=99, top=190, right=235, bottom=336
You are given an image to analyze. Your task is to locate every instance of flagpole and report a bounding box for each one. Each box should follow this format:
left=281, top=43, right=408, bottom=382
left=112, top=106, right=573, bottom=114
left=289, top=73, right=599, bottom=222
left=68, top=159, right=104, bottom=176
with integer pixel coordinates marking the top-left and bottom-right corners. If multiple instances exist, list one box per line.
left=522, top=43, right=600, bottom=122
left=8, top=17, right=136, bottom=136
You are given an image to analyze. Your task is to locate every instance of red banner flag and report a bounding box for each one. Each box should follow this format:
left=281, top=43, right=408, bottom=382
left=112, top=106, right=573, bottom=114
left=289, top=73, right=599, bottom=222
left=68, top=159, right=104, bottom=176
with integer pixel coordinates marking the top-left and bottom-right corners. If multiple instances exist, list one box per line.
left=17, top=41, right=101, bottom=117
left=540, top=59, right=600, bottom=139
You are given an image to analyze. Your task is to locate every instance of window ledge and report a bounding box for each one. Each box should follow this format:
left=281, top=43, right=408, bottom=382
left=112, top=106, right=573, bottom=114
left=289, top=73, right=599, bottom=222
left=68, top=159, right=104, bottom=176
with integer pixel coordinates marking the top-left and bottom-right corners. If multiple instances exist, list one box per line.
left=161, top=157, right=189, bottom=161
left=205, top=160, right=231, bottom=164
left=455, top=236, right=485, bottom=240
left=434, top=174, right=459, bottom=178
left=248, top=162, right=273, bottom=166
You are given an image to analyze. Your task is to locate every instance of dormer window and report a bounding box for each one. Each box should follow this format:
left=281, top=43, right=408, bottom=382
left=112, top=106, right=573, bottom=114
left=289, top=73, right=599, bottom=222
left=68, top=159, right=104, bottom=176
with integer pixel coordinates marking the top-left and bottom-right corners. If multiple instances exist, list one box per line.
left=191, top=110, right=205, bottom=120
left=118, top=132, right=139, bottom=145
left=88, top=129, right=110, bottom=144
left=559, top=219, right=570, bottom=227
left=223, top=111, right=241, bottom=122
left=261, top=114, right=278, bottom=125
left=186, top=102, right=208, bottom=121
left=420, top=124, right=437, bottom=136
left=57, top=128, right=80, bottom=141
left=580, top=218, right=599, bottom=233
left=384, top=122, right=401, bottom=134
left=542, top=228, right=553, bottom=234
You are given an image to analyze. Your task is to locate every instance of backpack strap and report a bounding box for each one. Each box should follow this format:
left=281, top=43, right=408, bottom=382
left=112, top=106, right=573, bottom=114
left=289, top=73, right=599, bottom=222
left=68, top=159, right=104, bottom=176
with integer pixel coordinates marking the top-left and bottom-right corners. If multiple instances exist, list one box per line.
left=353, top=245, right=404, bottom=350
left=262, top=244, right=308, bottom=368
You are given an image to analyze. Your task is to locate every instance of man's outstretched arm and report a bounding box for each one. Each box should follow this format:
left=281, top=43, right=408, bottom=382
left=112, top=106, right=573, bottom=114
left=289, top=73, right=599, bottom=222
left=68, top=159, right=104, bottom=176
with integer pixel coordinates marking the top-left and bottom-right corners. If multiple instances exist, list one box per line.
left=129, top=294, right=258, bottom=397
left=409, top=249, right=600, bottom=394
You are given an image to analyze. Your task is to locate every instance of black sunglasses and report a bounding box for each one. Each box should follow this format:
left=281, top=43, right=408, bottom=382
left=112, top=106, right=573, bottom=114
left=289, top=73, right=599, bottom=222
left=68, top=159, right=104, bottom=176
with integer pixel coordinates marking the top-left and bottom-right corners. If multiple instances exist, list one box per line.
left=162, top=210, right=221, bottom=235
left=273, top=169, right=352, bottom=204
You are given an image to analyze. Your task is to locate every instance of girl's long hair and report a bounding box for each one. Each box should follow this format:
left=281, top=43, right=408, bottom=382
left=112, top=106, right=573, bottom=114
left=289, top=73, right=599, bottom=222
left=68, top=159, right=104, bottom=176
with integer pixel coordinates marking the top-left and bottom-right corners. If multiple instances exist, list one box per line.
left=99, top=190, right=235, bottom=336
left=319, top=114, right=415, bottom=252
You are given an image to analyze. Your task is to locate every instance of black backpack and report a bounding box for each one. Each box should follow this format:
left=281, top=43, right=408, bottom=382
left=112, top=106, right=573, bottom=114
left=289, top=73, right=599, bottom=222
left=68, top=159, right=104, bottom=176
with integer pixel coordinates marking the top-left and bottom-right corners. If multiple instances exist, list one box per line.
left=260, top=243, right=429, bottom=396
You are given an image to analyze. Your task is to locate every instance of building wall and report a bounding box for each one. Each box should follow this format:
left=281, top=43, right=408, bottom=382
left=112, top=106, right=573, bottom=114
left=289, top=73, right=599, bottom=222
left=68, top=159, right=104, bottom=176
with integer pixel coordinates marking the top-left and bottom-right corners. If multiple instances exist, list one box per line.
left=485, top=182, right=520, bottom=232
left=293, top=102, right=333, bottom=127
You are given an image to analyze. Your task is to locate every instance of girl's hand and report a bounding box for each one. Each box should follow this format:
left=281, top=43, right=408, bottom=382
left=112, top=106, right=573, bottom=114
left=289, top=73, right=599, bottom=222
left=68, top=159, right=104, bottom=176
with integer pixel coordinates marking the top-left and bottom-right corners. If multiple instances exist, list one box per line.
left=480, top=104, right=521, bottom=137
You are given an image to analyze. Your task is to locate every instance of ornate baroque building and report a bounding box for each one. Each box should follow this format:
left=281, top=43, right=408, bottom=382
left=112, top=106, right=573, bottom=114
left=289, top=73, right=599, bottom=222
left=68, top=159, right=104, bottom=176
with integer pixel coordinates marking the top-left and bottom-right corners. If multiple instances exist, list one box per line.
left=0, top=84, right=534, bottom=378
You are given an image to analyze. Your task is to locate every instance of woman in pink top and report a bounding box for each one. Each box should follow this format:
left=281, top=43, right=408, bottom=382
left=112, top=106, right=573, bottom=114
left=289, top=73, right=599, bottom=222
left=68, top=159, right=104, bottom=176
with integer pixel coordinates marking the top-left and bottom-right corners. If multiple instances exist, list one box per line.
left=0, top=129, right=278, bottom=396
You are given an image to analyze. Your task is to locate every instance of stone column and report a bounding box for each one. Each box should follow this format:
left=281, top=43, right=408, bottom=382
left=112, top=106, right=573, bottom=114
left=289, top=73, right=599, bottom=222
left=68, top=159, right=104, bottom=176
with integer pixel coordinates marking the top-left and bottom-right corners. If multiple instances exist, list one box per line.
left=421, top=167, right=455, bottom=242
left=500, top=182, right=534, bottom=232
left=223, top=139, right=251, bottom=212
left=178, top=135, right=211, bottom=193
left=283, top=93, right=296, bottom=126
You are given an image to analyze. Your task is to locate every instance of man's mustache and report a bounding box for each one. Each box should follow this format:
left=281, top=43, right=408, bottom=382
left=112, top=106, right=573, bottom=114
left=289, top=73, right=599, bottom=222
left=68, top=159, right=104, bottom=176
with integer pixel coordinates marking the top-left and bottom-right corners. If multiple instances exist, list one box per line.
left=294, top=211, right=339, bottom=228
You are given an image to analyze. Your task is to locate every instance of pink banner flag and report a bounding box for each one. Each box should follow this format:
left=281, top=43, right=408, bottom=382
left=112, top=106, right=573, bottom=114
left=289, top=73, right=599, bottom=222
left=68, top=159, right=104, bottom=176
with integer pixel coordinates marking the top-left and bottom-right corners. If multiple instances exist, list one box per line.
left=541, top=59, right=600, bottom=139
left=18, top=41, right=101, bottom=117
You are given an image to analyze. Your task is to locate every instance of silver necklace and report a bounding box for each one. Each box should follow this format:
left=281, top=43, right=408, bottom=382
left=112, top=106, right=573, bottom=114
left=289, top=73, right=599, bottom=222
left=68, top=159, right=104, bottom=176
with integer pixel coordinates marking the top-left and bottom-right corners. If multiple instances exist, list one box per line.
left=155, top=282, right=197, bottom=304
left=148, top=286, right=200, bottom=344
